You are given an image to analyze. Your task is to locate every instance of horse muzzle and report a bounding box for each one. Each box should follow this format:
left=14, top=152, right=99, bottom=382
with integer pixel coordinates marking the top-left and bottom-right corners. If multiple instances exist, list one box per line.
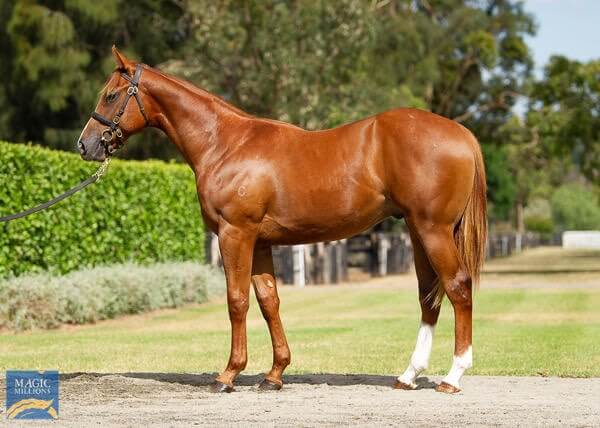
left=78, top=139, right=107, bottom=162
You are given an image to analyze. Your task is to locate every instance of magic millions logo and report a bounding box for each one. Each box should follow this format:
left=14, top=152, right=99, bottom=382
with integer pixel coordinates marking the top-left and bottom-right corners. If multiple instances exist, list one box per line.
left=5, top=370, right=59, bottom=420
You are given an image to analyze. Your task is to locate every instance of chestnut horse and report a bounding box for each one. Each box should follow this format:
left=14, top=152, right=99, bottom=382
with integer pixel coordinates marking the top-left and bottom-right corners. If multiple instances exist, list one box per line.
left=78, top=47, right=487, bottom=394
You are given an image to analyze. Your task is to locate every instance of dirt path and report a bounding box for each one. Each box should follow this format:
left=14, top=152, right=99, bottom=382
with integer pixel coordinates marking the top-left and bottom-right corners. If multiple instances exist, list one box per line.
left=3, top=373, right=598, bottom=427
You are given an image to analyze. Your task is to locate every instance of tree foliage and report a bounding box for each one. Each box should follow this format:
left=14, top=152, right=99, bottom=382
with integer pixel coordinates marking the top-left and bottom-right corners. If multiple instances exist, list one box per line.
left=529, top=56, right=600, bottom=184
left=551, top=184, right=600, bottom=231
left=0, top=0, right=187, bottom=155
left=0, top=1, right=534, bottom=142
left=169, top=0, right=534, bottom=132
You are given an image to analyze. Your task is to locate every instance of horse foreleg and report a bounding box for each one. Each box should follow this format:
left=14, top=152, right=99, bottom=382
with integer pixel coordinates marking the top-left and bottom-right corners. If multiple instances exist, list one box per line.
left=252, top=244, right=291, bottom=390
left=211, top=223, right=256, bottom=393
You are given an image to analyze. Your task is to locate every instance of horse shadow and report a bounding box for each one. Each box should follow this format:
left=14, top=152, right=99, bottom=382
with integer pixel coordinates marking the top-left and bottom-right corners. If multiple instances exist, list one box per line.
left=61, top=372, right=437, bottom=390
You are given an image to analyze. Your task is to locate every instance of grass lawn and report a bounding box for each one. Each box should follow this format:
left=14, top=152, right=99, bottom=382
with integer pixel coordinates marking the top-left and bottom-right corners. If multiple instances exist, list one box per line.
left=0, top=247, right=599, bottom=378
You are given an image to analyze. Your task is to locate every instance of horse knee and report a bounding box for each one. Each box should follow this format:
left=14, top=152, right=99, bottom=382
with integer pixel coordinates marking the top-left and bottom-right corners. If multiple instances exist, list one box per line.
left=443, top=270, right=472, bottom=308
left=228, top=294, right=249, bottom=321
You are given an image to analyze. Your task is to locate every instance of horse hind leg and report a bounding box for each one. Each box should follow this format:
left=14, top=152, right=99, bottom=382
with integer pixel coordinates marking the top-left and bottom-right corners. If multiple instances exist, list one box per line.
left=407, top=219, right=473, bottom=394
left=395, top=229, right=441, bottom=390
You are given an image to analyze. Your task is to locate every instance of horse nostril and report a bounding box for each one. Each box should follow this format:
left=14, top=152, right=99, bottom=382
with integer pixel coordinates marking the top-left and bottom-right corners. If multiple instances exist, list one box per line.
left=78, top=140, right=86, bottom=155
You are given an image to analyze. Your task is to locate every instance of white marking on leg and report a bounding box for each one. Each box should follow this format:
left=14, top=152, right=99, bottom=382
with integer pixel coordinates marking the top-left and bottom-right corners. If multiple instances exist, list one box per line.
left=398, top=322, right=435, bottom=387
left=442, top=346, right=472, bottom=388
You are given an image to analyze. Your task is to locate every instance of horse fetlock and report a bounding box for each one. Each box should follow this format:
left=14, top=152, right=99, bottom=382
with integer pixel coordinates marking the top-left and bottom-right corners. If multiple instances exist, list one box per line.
left=409, top=351, right=429, bottom=374
left=228, top=355, right=248, bottom=373
left=410, top=359, right=428, bottom=374
left=456, top=347, right=473, bottom=369
left=397, top=367, right=419, bottom=387
left=276, top=351, right=291, bottom=369
left=442, top=346, right=473, bottom=388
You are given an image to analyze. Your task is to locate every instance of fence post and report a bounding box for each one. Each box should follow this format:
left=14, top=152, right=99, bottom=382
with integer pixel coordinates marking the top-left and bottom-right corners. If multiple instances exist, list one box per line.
left=338, top=239, right=348, bottom=282
left=206, top=232, right=221, bottom=267
left=304, top=244, right=314, bottom=284
left=293, top=245, right=306, bottom=287
left=501, top=235, right=508, bottom=256
left=377, top=233, right=390, bottom=276
left=316, top=242, right=325, bottom=284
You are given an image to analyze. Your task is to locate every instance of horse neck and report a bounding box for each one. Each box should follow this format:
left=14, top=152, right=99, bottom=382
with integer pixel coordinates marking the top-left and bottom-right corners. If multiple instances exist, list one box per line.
left=142, top=67, right=251, bottom=172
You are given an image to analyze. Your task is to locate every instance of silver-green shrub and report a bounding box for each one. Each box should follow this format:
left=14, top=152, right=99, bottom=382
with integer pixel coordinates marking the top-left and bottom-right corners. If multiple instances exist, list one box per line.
left=0, top=262, right=224, bottom=331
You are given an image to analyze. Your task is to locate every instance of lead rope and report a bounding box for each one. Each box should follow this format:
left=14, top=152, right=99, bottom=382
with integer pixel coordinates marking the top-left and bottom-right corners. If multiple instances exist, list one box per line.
left=0, top=158, right=111, bottom=223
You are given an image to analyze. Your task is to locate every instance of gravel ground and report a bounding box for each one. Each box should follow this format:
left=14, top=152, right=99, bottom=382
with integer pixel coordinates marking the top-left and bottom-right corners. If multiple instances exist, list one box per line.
left=2, top=373, right=599, bottom=427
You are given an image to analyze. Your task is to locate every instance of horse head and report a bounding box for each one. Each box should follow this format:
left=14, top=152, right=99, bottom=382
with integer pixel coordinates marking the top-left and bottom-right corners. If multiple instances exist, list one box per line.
left=78, top=46, right=151, bottom=161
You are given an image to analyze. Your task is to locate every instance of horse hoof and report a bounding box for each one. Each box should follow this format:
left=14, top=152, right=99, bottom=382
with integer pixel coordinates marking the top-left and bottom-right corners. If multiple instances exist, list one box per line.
left=210, top=380, right=234, bottom=393
left=258, top=378, right=282, bottom=391
left=435, top=381, right=461, bottom=394
left=394, top=380, right=417, bottom=390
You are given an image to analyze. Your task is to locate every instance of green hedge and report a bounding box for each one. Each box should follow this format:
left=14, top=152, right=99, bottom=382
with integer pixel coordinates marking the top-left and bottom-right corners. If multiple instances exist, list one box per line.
left=0, top=262, right=225, bottom=331
left=0, top=142, right=204, bottom=277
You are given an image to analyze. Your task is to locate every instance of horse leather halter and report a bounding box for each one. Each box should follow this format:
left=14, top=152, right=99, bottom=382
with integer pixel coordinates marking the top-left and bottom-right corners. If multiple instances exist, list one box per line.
left=90, top=64, right=149, bottom=155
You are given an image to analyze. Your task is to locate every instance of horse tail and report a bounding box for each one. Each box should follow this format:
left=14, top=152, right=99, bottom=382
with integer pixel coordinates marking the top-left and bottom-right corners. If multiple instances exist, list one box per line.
left=455, top=137, right=488, bottom=287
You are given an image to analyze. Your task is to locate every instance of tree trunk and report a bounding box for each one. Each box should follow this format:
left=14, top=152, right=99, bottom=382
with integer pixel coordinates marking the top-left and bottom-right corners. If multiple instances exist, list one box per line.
left=515, top=200, right=525, bottom=234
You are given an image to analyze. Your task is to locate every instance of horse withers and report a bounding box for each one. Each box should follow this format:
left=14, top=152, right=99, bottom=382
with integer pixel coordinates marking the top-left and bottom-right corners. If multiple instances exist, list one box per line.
left=78, top=47, right=487, bottom=394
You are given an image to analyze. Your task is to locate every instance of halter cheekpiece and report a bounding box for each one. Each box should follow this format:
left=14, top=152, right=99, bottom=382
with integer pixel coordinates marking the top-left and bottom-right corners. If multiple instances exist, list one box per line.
left=90, top=64, right=149, bottom=155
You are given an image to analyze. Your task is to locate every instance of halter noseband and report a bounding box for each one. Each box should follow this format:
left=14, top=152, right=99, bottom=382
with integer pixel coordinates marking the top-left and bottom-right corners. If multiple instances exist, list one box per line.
left=90, top=64, right=149, bottom=155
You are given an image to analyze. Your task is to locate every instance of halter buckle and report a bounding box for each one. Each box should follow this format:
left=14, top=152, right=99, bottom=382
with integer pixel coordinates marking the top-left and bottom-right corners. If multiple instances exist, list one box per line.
left=102, top=129, right=114, bottom=142
left=113, top=116, right=120, bottom=124
left=127, top=86, right=138, bottom=95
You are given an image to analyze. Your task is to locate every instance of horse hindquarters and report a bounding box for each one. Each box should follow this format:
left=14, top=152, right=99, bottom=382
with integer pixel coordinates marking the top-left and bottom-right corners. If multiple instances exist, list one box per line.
left=396, top=132, right=487, bottom=393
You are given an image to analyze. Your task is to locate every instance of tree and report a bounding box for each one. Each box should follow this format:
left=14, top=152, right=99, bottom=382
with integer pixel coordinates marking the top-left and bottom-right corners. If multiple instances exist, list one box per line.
left=0, top=0, right=188, bottom=157
left=161, top=1, right=535, bottom=126
left=529, top=56, right=600, bottom=184
left=551, top=183, right=600, bottom=230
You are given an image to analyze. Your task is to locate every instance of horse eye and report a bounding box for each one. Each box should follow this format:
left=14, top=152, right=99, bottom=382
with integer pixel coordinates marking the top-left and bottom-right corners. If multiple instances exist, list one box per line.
left=106, top=92, right=118, bottom=103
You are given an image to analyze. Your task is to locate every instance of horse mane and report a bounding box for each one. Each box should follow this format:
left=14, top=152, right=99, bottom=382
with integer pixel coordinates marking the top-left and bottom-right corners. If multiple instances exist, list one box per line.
left=140, top=64, right=253, bottom=119
left=136, top=63, right=305, bottom=132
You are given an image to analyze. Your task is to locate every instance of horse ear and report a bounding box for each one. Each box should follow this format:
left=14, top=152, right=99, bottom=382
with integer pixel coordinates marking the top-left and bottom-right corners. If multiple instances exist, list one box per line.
left=112, top=45, right=136, bottom=75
